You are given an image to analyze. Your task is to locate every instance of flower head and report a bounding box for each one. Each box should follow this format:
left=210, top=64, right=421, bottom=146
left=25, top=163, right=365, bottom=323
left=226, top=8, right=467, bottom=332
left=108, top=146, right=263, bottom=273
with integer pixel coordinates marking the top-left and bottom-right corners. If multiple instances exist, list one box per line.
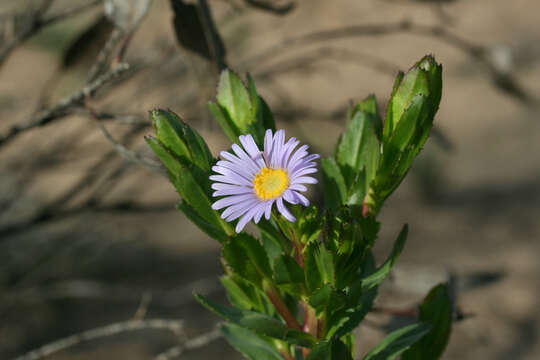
left=210, top=129, right=319, bottom=233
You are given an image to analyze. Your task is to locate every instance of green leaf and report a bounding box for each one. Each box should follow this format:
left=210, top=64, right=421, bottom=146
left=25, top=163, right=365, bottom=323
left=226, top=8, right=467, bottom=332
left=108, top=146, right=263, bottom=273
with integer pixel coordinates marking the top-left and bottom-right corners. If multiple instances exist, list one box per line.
left=246, top=73, right=266, bottom=145
left=321, top=158, right=347, bottom=210
left=177, top=201, right=229, bottom=243
left=261, top=231, right=283, bottom=266
left=336, top=96, right=381, bottom=190
left=177, top=163, right=230, bottom=233
left=316, top=246, right=335, bottom=286
left=296, top=206, right=323, bottom=245
left=217, top=70, right=252, bottom=129
left=260, top=96, right=276, bottom=132
left=273, top=254, right=306, bottom=296
left=417, top=55, right=443, bottom=120
left=145, top=137, right=182, bottom=192
left=362, top=323, right=431, bottom=360
left=150, top=109, right=191, bottom=160
left=305, top=339, right=353, bottom=360
left=309, top=284, right=346, bottom=317
left=223, top=234, right=273, bottom=287
left=221, top=275, right=256, bottom=310
left=384, top=68, right=429, bottom=141
left=361, top=224, right=408, bottom=291
left=304, top=243, right=335, bottom=291
left=182, top=123, right=214, bottom=172
left=387, top=95, right=430, bottom=152
left=221, top=323, right=284, bottom=360
left=325, top=252, right=377, bottom=338
left=208, top=101, right=239, bottom=143
left=401, top=284, right=453, bottom=360
left=195, top=293, right=315, bottom=347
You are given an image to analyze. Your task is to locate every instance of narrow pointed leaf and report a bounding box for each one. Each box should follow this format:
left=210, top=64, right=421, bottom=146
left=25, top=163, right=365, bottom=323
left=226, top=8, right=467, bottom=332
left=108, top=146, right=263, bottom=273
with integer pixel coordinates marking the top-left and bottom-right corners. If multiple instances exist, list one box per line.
left=361, top=224, right=407, bottom=291
left=150, top=109, right=191, bottom=160
left=177, top=201, right=230, bottom=242
left=321, top=158, right=347, bottom=210
left=362, top=323, right=431, bottom=360
left=195, top=293, right=315, bottom=347
left=306, top=339, right=353, bottom=360
left=221, top=323, right=283, bottom=360
left=223, top=234, right=272, bottom=287
left=401, top=283, right=453, bottom=360
left=273, top=254, right=306, bottom=296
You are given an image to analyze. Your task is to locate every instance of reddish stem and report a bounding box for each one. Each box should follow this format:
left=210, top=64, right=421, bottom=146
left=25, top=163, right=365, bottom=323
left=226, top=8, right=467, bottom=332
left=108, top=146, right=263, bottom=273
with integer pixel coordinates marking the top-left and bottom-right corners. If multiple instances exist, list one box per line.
left=264, top=283, right=302, bottom=331
left=280, top=349, right=295, bottom=360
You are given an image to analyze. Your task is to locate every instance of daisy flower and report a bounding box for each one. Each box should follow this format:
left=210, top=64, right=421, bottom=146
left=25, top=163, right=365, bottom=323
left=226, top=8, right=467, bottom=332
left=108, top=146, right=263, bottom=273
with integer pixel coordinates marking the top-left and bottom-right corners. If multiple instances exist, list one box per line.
left=210, top=129, right=319, bottom=233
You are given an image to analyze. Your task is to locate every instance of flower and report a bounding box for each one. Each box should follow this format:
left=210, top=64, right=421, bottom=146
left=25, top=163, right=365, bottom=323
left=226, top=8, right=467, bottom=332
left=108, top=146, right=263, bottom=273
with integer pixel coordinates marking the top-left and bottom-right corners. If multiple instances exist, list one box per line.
left=210, top=129, right=319, bottom=233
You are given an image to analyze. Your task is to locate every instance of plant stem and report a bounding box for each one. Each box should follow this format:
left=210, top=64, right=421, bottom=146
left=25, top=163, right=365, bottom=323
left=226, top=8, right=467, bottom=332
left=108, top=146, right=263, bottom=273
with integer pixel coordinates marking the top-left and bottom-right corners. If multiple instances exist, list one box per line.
left=264, top=281, right=302, bottom=331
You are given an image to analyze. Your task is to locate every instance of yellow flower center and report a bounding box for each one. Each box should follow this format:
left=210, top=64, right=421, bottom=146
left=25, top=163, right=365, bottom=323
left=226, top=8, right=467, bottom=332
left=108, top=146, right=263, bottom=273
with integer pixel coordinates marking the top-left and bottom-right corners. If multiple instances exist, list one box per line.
left=253, top=168, right=289, bottom=201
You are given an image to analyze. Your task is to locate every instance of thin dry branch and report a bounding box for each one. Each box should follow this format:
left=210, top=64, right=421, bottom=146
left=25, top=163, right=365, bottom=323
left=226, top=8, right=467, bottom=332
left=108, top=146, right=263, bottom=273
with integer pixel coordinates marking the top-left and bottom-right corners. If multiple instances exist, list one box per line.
left=1, top=276, right=222, bottom=307
left=244, top=0, right=296, bottom=15
left=12, top=318, right=185, bottom=360
left=242, top=19, right=536, bottom=104
left=0, top=0, right=102, bottom=66
left=0, top=63, right=131, bottom=148
left=153, top=327, right=222, bottom=360
left=88, top=105, right=166, bottom=175
left=86, top=28, right=125, bottom=82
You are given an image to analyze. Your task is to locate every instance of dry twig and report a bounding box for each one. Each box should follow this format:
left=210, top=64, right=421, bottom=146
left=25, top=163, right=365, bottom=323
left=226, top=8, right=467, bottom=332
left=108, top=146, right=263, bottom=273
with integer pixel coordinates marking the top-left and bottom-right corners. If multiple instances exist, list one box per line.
left=153, top=327, right=222, bottom=360
left=12, top=318, right=185, bottom=360
left=0, top=0, right=102, bottom=66
left=0, top=63, right=131, bottom=148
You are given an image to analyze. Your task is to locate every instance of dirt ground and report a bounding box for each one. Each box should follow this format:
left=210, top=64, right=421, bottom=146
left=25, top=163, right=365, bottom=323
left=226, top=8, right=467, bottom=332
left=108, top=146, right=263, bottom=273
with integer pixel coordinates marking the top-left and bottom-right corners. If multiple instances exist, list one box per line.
left=1, top=0, right=539, bottom=359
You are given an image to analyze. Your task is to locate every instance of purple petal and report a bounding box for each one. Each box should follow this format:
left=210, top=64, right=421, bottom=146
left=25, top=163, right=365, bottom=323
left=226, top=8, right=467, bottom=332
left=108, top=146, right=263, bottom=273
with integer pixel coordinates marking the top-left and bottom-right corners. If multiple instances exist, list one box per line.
left=263, top=129, right=274, bottom=163
left=270, top=130, right=285, bottom=168
left=215, top=160, right=256, bottom=180
left=232, top=144, right=261, bottom=174
left=212, top=193, right=255, bottom=210
left=291, top=167, right=317, bottom=178
left=292, top=191, right=309, bottom=206
left=292, top=176, right=318, bottom=185
left=210, top=174, right=252, bottom=187
left=277, top=198, right=295, bottom=222
left=235, top=202, right=267, bottom=232
left=212, top=165, right=253, bottom=183
left=279, top=138, right=299, bottom=168
left=213, top=186, right=253, bottom=197
left=289, top=183, right=307, bottom=192
left=222, top=198, right=258, bottom=220
left=264, top=200, right=274, bottom=220
left=253, top=203, right=267, bottom=223
left=286, top=145, right=309, bottom=169
left=239, top=134, right=266, bottom=168
left=282, top=189, right=299, bottom=204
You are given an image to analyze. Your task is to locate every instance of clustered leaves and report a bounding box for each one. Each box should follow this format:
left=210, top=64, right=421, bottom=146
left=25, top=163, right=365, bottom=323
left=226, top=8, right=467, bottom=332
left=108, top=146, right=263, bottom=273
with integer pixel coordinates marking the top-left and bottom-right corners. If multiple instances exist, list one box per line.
left=147, top=55, right=452, bottom=360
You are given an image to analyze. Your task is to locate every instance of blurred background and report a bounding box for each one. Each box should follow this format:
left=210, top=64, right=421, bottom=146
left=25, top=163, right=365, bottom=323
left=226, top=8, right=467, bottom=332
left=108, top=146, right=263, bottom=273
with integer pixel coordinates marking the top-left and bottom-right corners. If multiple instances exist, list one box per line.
left=0, top=0, right=539, bottom=359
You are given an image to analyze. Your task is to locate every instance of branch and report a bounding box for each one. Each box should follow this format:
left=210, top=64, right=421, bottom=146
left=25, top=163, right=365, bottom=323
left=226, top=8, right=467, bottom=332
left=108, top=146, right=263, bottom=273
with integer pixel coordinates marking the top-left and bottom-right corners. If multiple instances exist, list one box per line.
left=11, top=318, right=185, bottom=360
left=86, top=28, right=125, bottom=82
left=153, top=327, right=222, bottom=360
left=88, top=105, right=166, bottom=176
left=40, top=0, right=103, bottom=27
left=1, top=277, right=223, bottom=307
left=244, top=0, right=296, bottom=15
left=242, top=19, right=536, bottom=104
left=0, top=201, right=176, bottom=239
left=0, top=63, right=131, bottom=148
left=0, top=0, right=101, bottom=66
